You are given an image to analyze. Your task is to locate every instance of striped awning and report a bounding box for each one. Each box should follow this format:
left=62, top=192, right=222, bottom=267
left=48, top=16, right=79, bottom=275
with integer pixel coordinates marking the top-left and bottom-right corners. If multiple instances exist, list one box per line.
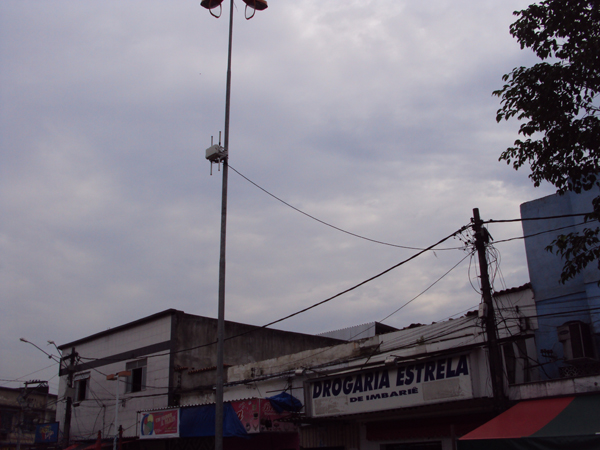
left=459, top=395, right=600, bottom=450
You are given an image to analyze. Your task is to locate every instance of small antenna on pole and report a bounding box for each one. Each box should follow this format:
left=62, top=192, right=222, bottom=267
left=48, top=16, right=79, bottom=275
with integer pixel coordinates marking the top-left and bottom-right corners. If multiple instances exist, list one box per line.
left=205, top=133, right=227, bottom=176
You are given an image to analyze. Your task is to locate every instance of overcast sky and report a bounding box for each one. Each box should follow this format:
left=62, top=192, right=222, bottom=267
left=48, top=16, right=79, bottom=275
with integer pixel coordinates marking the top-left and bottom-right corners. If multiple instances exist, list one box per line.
left=1, top=0, right=556, bottom=394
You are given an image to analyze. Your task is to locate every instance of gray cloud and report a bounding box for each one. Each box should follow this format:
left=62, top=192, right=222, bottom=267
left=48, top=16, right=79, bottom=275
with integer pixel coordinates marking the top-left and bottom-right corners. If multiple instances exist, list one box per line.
left=1, top=0, right=555, bottom=393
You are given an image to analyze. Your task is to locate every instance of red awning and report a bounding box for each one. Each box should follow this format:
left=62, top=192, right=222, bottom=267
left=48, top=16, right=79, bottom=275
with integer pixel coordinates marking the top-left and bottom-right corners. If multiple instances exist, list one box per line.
left=64, top=445, right=83, bottom=450
left=459, top=395, right=600, bottom=450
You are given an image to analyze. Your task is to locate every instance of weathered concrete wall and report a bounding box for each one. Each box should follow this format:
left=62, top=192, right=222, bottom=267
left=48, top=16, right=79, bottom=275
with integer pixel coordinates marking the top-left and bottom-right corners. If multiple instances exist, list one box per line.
left=508, top=374, right=600, bottom=400
left=227, top=339, right=377, bottom=382
left=172, top=312, right=344, bottom=393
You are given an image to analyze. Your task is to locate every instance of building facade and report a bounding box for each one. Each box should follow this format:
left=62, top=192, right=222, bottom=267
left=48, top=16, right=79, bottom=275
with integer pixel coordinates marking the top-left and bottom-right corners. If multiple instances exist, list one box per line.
left=55, top=309, right=342, bottom=446
left=520, top=187, right=600, bottom=380
left=0, top=384, right=57, bottom=450
left=133, top=286, right=537, bottom=450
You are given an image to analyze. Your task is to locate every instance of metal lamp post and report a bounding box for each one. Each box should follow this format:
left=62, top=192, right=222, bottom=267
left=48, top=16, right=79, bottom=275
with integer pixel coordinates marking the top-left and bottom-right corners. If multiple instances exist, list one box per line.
left=200, top=1, right=267, bottom=450
left=106, top=371, right=131, bottom=450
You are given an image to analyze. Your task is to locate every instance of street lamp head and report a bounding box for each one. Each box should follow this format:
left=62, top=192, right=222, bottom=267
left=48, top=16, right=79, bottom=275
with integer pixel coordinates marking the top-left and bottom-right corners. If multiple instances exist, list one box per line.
left=200, top=0, right=224, bottom=9
left=243, top=0, right=267, bottom=11
left=20, top=338, right=29, bottom=343
left=242, top=0, right=267, bottom=19
left=200, top=0, right=224, bottom=17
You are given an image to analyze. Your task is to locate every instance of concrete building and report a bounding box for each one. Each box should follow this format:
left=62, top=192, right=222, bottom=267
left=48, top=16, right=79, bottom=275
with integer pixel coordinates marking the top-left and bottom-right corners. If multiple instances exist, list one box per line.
left=520, top=187, right=600, bottom=380
left=138, top=286, right=539, bottom=450
left=458, top=189, right=600, bottom=449
left=55, top=309, right=341, bottom=447
left=56, top=189, right=600, bottom=450
left=0, top=384, right=57, bottom=450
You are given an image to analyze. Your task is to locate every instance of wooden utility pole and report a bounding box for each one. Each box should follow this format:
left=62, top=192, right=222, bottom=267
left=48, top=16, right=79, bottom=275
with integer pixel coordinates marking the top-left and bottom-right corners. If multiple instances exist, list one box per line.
left=62, top=348, right=77, bottom=447
left=472, top=208, right=504, bottom=409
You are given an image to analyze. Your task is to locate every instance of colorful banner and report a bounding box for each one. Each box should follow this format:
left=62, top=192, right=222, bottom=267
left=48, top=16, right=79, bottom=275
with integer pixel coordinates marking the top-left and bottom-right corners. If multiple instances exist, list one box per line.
left=306, top=354, right=473, bottom=417
left=231, top=399, right=297, bottom=434
left=35, top=422, right=60, bottom=443
left=139, top=409, right=179, bottom=439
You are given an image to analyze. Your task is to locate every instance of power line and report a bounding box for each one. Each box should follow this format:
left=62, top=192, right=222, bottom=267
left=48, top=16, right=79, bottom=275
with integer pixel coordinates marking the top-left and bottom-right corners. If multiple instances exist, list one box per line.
left=379, top=251, right=474, bottom=323
left=262, top=253, right=478, bottom=373
left=229, top=164, right=465, bottom=251
left=68, top=224, right=472, bottom=364
left=492, top=219, right=597, bottom=245
left=0, top=362, right=59, bottom=388
left=484, top=212, right=594, bottom=224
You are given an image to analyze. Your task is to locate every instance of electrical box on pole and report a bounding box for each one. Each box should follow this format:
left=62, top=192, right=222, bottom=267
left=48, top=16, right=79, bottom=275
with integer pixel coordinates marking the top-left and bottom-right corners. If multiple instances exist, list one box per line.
left=205, top=133, right=227, bottom=175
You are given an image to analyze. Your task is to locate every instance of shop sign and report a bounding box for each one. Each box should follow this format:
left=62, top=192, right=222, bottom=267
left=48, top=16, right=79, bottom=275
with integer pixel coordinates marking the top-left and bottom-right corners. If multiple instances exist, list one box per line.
left=306, top=354, right=473, bottom=417
left=35, top=422, right=59, bottom=443
left=231, top=399, right=297, bottom=434
left=139, top=409, right=180, bottom=439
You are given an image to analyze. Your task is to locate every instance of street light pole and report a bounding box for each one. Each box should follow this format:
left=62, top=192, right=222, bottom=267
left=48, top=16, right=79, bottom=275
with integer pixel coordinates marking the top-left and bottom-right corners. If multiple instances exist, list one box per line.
left=107, top=371, right=130, bottom=450
left=200, top=1, right=267, bottom=450
left=214, top=1, right=234, bottom=448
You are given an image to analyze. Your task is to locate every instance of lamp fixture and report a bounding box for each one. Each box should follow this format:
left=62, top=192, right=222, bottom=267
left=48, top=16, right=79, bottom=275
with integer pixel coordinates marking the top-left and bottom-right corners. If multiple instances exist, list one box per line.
left=106, top=371, right=131, bottom=381
left=200, top=0, right=224, bottom=9
left=200, top=0, right=225, bottom=18
left=242, top=0, right=267, bottom=19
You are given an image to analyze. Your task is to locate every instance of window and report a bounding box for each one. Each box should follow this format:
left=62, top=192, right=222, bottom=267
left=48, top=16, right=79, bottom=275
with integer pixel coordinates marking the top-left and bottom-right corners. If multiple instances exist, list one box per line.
left=22, top=413, right=37, bottom=432
left=503, top=343, right=517, bottom=385
left=0, top=410, right=15, bottom=433
left=125, top=358, right=147, bottom=393
left=74, top=372, right=90, bottom=402
left=502, top=340, right=533, bottom=385
left=558, top=321, right=595, bottom=361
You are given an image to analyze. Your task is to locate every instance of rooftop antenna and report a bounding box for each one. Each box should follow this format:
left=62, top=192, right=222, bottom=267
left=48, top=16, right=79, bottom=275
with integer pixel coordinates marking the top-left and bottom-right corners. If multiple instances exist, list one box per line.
left=205, top=131, right=226, bottom=175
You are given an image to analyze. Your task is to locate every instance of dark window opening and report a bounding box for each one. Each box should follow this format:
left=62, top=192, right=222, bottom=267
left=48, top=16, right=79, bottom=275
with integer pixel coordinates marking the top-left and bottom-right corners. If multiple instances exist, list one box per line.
left=76, top=378, right=87, bottom=401
left=74, top=372, right=90, bottom=402
left=515, top=339, right=531, bottom=383
left=0, top=411, right=15, bottom=433
left=130, top=368, right=144, bottom=392
left=503, top=343, right=517, bottom=385
left=558, top=321, right=595, bottom=361
left=125, top=358, right=147, bottom=393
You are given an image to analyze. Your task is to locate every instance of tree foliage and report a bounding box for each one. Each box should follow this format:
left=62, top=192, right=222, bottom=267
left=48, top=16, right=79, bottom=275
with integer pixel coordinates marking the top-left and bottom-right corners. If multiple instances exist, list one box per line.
left=493, top=0, right=600, bottom=283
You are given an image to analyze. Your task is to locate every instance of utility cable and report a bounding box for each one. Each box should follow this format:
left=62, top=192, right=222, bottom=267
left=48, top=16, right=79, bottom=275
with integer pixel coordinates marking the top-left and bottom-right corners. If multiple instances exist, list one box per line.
left=484, top=212, right=594, bottom=224
left=255, top=252, right=476, bottom=374
left=378, top=250, right=474, bottom=323
left=255, top=224, right=471, bottom=331
left=492, top=219, right=597, bottom=245
left=229, top=164, right=465, bottom=251
left=75, top=224, right=472, bottom=363
left=0, top=362, right=59, bottom=388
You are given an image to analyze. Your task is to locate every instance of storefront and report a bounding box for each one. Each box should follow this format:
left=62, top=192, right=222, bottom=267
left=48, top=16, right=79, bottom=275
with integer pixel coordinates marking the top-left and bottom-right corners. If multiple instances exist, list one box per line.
left=304, top=352, right=496, bottom=450
left=139, top=397, right=300, bottom=450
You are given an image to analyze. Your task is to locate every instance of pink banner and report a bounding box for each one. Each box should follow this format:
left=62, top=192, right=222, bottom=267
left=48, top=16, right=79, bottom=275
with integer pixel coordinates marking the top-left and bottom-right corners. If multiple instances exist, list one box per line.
left=140, top=409, right=179, bottom=439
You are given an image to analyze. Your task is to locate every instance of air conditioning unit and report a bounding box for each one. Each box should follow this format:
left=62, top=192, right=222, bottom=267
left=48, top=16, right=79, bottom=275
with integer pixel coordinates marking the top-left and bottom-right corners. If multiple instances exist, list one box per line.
left=557, top=321, right=596, bottom=363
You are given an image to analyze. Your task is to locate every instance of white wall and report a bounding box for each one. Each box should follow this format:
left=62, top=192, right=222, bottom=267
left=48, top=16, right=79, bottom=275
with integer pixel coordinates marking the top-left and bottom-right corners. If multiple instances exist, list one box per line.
left=56, top=314, right=172, bottom=441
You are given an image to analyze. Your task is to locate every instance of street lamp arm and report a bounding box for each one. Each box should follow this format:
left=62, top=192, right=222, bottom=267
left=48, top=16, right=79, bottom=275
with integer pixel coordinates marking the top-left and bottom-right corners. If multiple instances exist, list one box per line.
left=20, top=338, right=60, bottom=362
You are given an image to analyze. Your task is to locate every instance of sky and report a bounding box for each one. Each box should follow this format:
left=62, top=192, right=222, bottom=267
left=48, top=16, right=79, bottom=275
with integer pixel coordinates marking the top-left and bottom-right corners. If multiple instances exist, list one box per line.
left=0, top=0, right=557, bottom=394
